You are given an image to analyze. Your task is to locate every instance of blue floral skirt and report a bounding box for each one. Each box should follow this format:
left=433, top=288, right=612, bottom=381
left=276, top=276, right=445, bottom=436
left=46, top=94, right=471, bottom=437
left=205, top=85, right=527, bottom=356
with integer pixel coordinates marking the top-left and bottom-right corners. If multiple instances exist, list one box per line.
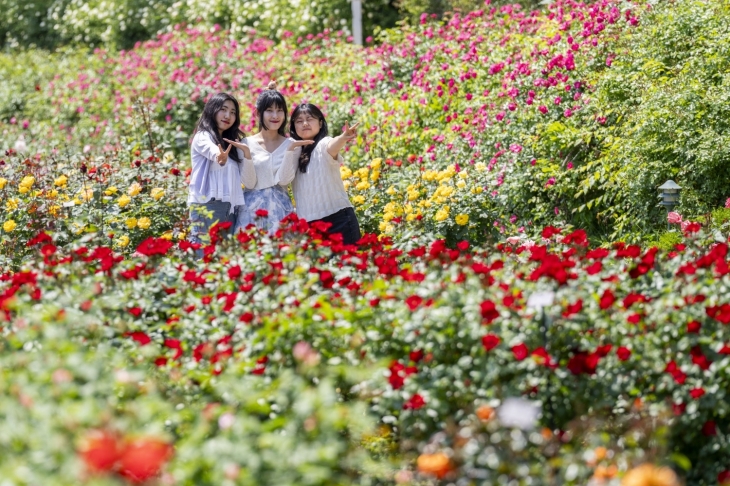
left=235, top=185, right=294, bottom=235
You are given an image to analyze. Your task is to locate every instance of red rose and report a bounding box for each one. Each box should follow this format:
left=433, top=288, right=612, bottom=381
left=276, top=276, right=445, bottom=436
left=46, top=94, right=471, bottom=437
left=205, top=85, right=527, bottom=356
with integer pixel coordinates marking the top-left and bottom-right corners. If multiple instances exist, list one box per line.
left=719, top=470, right=730, bottom=485
left=255, top=209, right=269, bottom=218
left=136, top=237, right=173, bottom=257
left=118, top=438, right=173, bottom=484
left=480, top=299, right=500, bottom=323
left=599, top=289, right=615, bottom=310
left=616, top=346, right=631, bottom=361
left=481, top=334, right=501, bottom=351
left=702, top=420, right=717, bottom=436
left=403, top=393, right=426, bottom=410
left=687, top=320, right=701, bottom=333
left=405, top=295, right=423, bottom=310
left=511, top=343, right=529, bottom=361
left=689, top=387, right=705, bottom=400
left=79, top=430, right=122, bottom=473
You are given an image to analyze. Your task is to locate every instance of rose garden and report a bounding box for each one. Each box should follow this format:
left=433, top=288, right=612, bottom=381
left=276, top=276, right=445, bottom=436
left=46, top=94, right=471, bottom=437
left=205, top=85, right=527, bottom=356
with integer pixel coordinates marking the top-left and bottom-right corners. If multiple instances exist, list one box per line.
left=1, top=0, right=730, bottom=484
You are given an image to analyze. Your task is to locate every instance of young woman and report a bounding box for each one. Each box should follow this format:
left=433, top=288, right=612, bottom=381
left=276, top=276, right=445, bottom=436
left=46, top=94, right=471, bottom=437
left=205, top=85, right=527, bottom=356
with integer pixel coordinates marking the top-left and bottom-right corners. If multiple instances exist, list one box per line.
left=188, top=92, right=256, bottom=246
left=288, top=103, right=361, bottom=245
left=225, top=81, right=310, bottom=234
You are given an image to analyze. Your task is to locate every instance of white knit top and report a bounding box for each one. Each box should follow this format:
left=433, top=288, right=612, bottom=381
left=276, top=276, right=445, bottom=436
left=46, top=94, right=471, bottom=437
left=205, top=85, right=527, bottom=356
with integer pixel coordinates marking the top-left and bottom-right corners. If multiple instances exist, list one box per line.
left=290, top=137, right=353, bottom=221
left=187, top=131, right=257, bottom=212
left=246, top=136, right=298, bottom=190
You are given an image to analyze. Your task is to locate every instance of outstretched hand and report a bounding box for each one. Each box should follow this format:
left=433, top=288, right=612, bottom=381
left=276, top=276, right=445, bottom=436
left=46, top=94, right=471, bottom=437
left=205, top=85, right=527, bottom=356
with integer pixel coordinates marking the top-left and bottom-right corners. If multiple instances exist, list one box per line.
left=340, top=122, right=359, bottom=141
left=222, top=139, right=251, bottom=160
left=287, top=139, right=315, bottom=151
left=216, top=144, right=232, bottom=165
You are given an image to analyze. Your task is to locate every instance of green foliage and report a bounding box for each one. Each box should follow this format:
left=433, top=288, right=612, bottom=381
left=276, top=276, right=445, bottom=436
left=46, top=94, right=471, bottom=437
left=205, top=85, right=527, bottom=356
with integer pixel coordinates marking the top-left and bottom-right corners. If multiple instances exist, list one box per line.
left=569, top=0, right=730, bottom=240
left=645, top=230, right=682, bottom=252
left=0, top=0, right=399, bottom=50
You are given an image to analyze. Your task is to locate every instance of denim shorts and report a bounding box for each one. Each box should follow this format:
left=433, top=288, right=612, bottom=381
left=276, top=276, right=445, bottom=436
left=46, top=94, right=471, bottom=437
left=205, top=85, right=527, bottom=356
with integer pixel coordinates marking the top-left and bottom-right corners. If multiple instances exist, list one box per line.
left=188, top=199, right=237, bottom=245
left=311, top=207, right=361, bottom=245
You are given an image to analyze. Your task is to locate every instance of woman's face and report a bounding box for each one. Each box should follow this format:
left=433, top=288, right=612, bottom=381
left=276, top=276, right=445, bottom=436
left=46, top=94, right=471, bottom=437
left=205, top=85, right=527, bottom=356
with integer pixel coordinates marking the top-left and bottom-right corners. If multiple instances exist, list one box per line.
left=216, top=100, right=237, bottom=133
left=262, top=104, right=285, bottom=132
left=293, top=112, right=322, bottom=140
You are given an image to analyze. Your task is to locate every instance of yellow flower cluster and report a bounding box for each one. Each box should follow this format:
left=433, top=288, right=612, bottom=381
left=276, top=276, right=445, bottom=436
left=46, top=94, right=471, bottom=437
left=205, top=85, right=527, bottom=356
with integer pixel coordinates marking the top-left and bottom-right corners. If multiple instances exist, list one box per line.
left=18, top=176, right=35, bottom=194
left=54, top=175, right=68, bottom=187
left=0, top=177, right=8, bottom=189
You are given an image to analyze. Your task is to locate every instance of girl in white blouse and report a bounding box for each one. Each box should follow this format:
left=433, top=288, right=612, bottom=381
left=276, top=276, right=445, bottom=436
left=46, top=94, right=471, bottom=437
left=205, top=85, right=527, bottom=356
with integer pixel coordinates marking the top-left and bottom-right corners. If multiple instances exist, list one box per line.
left=188, top=93, right=256, bottom=246
left=288, top=103, right=361, bottom=245
left=225, top=82, right=309, bottom=234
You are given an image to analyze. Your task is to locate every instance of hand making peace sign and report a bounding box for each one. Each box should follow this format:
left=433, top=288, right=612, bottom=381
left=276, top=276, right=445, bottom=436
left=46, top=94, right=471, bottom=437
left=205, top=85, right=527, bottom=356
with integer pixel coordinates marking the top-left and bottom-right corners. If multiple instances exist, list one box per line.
left=340, top=122, right=359, bottom=142
left=222, top=139, right=252, bottom=160
left=216, top=144, right=232, bottom=166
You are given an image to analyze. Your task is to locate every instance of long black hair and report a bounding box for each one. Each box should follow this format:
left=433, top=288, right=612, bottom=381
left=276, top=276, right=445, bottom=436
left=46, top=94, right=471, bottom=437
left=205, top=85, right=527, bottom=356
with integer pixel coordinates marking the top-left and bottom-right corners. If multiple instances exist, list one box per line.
left=289, top=103, right=329, bottom=173
left=256, top=87, right=288, bottom=137
left=193, top=92, right=244, bottom=162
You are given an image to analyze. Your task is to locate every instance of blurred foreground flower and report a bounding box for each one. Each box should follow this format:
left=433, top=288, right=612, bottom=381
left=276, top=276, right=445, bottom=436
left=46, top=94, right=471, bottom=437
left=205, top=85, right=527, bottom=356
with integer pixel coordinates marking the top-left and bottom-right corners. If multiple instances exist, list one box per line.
left=621, top=464, right=679, bottom=486
left=417, top=452, right=452, bottom=479
left=497, top=397, right=540, bottom=430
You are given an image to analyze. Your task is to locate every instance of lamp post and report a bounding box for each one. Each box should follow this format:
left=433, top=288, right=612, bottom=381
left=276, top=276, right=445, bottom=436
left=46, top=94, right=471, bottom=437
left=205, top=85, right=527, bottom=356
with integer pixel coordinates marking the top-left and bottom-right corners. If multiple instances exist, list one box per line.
left=351, top=0, right=363, bottom=46
left=658, top=180, right=682, bottom=229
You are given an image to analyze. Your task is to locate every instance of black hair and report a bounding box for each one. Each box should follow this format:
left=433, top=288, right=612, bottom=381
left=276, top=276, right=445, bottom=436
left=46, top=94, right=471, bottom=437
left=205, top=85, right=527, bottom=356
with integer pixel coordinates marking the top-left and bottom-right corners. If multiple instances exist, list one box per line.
left=256, top=88, right=288, bottom=137
left=193, top=92, right=244, bottom=162
left=289, top=103, right=329, bottom=173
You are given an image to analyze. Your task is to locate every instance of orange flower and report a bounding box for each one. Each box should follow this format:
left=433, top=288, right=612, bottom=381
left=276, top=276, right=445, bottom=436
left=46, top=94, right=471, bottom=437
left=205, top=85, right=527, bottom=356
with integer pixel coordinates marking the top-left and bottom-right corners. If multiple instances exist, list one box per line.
left=417, top=452, right=452, bottom=479
left=622, top=464, right=680, bottom=486
left=476, top=405, right=495, bottom=421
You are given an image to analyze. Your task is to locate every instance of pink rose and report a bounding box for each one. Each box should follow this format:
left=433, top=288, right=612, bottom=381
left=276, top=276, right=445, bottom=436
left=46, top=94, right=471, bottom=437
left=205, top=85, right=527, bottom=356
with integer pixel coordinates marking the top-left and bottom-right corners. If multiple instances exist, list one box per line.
left=667, top=212, right=682, bottom=225
left=725, top=198, right=730, bottom=208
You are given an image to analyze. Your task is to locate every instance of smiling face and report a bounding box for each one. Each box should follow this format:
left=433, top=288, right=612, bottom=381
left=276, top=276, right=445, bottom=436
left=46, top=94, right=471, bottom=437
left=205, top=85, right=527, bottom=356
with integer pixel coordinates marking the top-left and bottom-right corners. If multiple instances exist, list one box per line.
left=261, top=104, right=285, bottom=132
left=215, top=100, right=237, bottom=134
left=293, top=111, right=322, bottom=140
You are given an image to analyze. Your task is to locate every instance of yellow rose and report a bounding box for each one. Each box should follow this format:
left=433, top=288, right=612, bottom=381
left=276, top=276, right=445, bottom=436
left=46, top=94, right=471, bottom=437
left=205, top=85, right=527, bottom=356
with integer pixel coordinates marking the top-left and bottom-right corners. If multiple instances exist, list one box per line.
left=5, top=198, right=19, bottom=210
left=176, top=231, right=187, bottom=240
left=128, top=182, right=143, bottom=196
left=340, top=166, right=352, bottom=179
left=352, top=195, right=365, bottom=205
left=406, top=212, right=420, bottom=222
left=54, top=175, right=68, bottom=187
left=459, top=170, right=468, bottom=179
left=137, top=217, right=152, bottom=230
left=471, top=186, right=484, bottom=195
left=0, top=177, right=7, bottom=189
left=48, top=189, right=58, bottom=198
left=79, top=187, right=94, bottom=201
left=343, top=181, right=351, bottom=190
left=475, top=162, right=487, bottom=172
left=434, top=206, right=450, bottom=222
left=150, top=188, right=165, bottom=200
left=355, top=181, right=371, bottom=191
left=48, top=205, right=61, bottom=216
left=383, top=211, right=395, bottom=222
left=117, top=194, right=132, bottom=208
left=160, top=231, right=173, bottom=240
left=163, top=151, right=175, bottom=162
left=370, top=158, right=382, bottom=170
left=19, top=176, right=35, bottom=188
left=386, top=186, right=397, bottom=196
left=3, top=219, right=17, bottom=232
left=116, top=235, right=130, bottom=248
left=125, top=217, right=138, bottom=229
left=456, top=180, right=466, bottom=189
left=370, top=170, right=380, bottom=182
left=455, top=213, right=469, bottom=225
left=18, top=186, right=29, bottom=194
left=104, top=186, right=118, bottom=196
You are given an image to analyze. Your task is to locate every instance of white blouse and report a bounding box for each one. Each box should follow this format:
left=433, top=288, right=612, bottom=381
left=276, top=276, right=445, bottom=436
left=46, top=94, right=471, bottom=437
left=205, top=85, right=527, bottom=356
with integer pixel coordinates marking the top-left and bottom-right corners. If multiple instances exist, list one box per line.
left=291, top=137, right=353, bottom=221
left=187, top=131, right=257, bottom=212
left=246, top=136, right=298, bottom=190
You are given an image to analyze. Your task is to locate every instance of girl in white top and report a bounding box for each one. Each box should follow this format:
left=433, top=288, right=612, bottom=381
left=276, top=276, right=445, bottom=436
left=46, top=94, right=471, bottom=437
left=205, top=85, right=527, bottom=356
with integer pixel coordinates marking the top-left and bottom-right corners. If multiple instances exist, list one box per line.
left=225, top=81, right=310, bottom=234
left=288, top=103, right=361, bottom=245
left=188, top=92, right=256, bottom=246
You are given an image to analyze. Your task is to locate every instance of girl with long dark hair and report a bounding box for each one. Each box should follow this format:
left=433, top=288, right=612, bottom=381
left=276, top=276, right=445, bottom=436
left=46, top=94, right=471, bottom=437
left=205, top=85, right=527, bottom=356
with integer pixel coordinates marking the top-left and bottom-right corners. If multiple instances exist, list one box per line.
left=188, top=92, right=256, bottom=246
left=288, top=103, right=361, bottom=245
left=225, top=81, right=311, bottom=234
